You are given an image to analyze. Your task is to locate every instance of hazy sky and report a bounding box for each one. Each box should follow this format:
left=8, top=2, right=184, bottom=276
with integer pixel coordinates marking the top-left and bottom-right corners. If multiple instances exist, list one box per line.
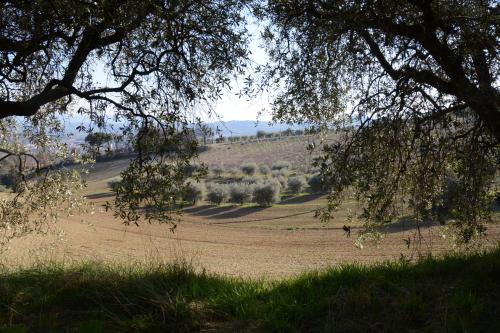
left=78, top=19, right=272, bottom=124
left=202, top=19, right=272, bottom=122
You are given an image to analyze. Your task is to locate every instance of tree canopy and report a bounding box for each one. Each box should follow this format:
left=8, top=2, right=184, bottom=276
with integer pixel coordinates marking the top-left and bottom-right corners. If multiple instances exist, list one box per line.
left=0, top=0, right=250, bottom=238
left=84, top=131, right=112, bottom=155
left=260, top=0, right=499, bottom=246
left=0, top=0, right=498, bottom=247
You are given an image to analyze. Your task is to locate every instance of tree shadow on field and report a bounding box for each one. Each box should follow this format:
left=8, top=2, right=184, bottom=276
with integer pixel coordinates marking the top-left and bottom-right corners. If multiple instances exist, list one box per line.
left=279, top=193, right=323, bottom=205
left=212, top=206, right=267, bottom=219
left=183, top=204, right=268, bottom=219
left=383, top=215, right=436, bottom=234
left=182, top=205, right=234, bottom=217
left=85, top=192, right=115, bottom=200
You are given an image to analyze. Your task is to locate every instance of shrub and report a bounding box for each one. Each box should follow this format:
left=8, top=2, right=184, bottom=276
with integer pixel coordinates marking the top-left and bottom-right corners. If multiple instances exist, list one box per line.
left=183, top=182, right=204, bottom=205
left=211, top=165, right=224, bottom=178
left=272, top=175, right=287, bottom=190
left=294, top=129, right=304, bottom=135
left=432, top=175, right=461, bottom=224
left=256, top=130, right=267, bottom=138
left=288, top=175, right=307, bottom=194
left=253, top=182, right=280, bottom=206
left=0, top=173, right=16, bottom=188
left=241, top=162, right=257, bottom=176
left=272, top=161, right=291, bottom=170
left=229, top=183, right=253, bottom=204
left=307, top=166, right=320, bottom=174
left=0, top=171, right=21, bottom=192
left=108, top=180, right=120, bottom=191
left=308, top=174, right=325, bottom=193
left=259, top=164, right=270, bottom=175
left=242, top=175, right=262, bottom=184
left=182, top=163, right=201, bottom=177
left=206, top=184, right=228, bottom=205
left=271, top=169, right=289, bottom=178
left=268, top=177, right=284, bottom=190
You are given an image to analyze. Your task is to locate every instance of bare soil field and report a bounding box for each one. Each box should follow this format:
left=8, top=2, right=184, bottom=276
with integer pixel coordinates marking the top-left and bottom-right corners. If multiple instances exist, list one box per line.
left=5, top=194, right=500, bottom=279
left=4, top=140, right=500, bottom=279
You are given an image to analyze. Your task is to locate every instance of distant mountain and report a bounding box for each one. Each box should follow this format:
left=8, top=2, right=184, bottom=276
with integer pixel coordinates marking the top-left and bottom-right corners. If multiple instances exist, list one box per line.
left=56, top=116, right=308, bottom=143
left=208, top=120, right=308, bottom=137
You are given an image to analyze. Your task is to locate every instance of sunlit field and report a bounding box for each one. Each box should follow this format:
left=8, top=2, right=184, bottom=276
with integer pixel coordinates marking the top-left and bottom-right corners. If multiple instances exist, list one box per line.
left=4, top=137, right=500, bottom=279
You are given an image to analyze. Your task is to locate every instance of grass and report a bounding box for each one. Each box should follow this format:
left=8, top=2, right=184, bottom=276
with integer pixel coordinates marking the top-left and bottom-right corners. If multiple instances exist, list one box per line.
left=1, top=247, right=500, bottom=332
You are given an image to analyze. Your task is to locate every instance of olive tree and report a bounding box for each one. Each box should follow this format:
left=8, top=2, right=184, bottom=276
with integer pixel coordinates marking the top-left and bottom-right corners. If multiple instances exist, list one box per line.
left=241, top=162, right=258, bottom=175
left=84, top=132, right=113, bottom=156
left=287, top=175, right=306, bottom=194
left=253, top=182, right=280, bottom=206
left=0, top=0, right=250, bottom=239
left=259, top=0, right=499, bottom=246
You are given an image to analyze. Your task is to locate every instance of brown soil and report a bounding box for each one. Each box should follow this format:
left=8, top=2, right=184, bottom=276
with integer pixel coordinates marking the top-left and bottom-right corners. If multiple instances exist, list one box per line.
left=4, top=143, right=500, bottom=279
left=5, top=193, right=500, bottom=279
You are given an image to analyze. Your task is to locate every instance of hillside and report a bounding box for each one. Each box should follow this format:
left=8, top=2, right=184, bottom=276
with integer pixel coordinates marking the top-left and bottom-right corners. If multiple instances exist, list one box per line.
left=52, top=114, right=309, bottom=145
left=82, top=134, right=321, bottom=187
left=3, top=134, right=500, bottom=279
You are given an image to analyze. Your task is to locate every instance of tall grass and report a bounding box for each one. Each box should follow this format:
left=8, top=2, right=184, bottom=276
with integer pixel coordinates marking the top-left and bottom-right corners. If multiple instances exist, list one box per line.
left=1, top=247, right=499, bottom=332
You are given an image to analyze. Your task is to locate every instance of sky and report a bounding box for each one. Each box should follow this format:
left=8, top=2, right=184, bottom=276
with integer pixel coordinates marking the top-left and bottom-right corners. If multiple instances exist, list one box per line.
left=70, top=18, right=273, bottom=125
left=206, top=19, right=272, bottom=122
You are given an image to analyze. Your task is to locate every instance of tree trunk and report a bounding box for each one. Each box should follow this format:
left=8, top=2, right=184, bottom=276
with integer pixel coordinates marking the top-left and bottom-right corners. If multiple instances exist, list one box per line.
left=468, top=89, right=500, bottom=143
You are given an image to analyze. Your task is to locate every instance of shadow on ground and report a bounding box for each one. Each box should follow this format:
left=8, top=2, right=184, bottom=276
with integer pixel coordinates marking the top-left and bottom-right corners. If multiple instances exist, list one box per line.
left=85, top=192, right=115, bottom=200
left=383, top=215, right=437, bottom=234
left=183, top=205, right=267, bottom=219
left=1, top=248, right=499, bottom=333
left=279, top=193, right=323, bottom=205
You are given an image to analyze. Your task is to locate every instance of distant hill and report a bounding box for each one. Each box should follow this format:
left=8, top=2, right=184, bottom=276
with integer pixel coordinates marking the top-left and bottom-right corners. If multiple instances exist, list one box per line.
left=207, top=120, right=307, bottom=137
left=57, top=116, right=308, bottom=144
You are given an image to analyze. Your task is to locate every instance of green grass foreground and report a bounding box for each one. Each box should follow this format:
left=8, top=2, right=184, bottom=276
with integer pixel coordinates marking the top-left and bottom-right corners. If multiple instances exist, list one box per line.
left=1, top=248, right=500, bottom=332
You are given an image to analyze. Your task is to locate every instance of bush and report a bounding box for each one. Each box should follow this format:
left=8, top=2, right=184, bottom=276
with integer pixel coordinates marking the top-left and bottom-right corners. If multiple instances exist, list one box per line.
left=0, top=172, right=21, bottom=192
left=0, top=173, right=16, bottom=188
left=211, top=165, right=224, bottom=178
left=272, top=161, right=291, bottom=170
left=432, top=175, right=461, bottom=224
left=108, top=179, right=121, bottom=191
left=272, top=168, right=289, bottom=178
left=206, top=184, right=228, bottom=205
left=268, top=177, right=284, bottom=190
left=183, top=182, right=204, bottom=205
left=182, top=163, right=201, bottom=177
left=259, top=164, right=270, bottom=175
left=288, top=176, right=307, bottom=194
left=253, top=182, right=280, bottom=206
left=241, top=175, right=261, bottom=185
left=308, top=174, right=325, bottom=193
left=241, top=162, right=257, bottom=176
left=229, top=183, right=253, bottom=204
left=256, top=130, right=267, bottom=138
left=272, top=175, right=287, bottom=190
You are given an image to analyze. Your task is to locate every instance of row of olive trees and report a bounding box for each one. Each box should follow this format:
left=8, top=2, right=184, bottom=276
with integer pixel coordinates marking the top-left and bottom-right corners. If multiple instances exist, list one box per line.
left=239, top=161, right=290, bottom=176
left=182, top=160, right=326, bottom=207
left=184, top=180, right=282, bottom=207
left=213, top=127, right=320, bottom=144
